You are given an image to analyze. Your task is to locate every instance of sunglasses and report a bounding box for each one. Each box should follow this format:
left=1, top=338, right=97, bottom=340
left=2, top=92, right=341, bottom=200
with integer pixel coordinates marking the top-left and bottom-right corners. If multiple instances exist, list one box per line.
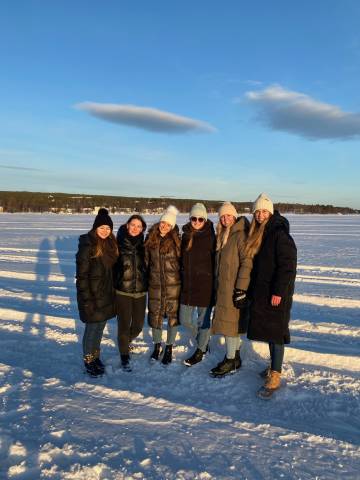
left=190, top=217, right=205, bottom=223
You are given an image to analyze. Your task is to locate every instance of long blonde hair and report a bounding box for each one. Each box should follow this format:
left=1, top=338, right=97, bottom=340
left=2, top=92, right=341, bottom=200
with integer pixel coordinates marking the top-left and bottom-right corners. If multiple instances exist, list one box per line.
left=245, top=216, right=270, bottom=258
left=216, top=221, right=232, bottom=251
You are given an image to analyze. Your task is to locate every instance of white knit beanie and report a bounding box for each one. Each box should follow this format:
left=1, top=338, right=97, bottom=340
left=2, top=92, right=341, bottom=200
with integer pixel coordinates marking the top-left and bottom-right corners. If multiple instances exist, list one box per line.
left=218, top=201, right=237, bottom=218
left=252, top=193, right=274, bottom=214
left=160, top=205, right=179, bottom=229
left=190, top=203, right=208, bottom=221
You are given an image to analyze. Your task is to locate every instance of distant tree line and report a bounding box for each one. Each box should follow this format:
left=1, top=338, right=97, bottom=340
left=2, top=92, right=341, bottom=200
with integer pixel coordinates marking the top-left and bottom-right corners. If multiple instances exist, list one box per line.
left=0, top=191, right=358, bottom=215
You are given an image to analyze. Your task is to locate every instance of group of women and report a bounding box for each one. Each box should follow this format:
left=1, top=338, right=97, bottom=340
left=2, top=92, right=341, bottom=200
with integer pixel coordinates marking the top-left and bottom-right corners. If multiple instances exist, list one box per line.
left=76, top=193, right=297, bottom=398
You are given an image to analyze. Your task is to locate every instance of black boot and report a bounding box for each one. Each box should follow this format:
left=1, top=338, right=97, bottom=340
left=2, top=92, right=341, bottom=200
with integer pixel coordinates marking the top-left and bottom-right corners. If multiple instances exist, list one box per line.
left=184, top=348, right=204, bottom=367
left=121, top=354, right=132, bottom=372
left=150, top=343, right=161, bottom=361
left=210, top=356, right=237, bottom=378
left=94, top=358, right=105, bottom=374
left=84, top=360, right=104, bottom=377
left=234, top=349, right=242, bottom=370
left=161, top=344, right=173, bottom=365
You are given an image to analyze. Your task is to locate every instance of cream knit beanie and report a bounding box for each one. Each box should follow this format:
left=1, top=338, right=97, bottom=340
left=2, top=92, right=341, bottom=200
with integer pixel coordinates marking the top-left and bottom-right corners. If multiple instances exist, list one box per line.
left=160, top=205, right=179, bottom=229
left=190, top=203, right=208, bottom=221
left=252, top=193, right=274, bottom=214
left=218, top=201, right=237, bottom=218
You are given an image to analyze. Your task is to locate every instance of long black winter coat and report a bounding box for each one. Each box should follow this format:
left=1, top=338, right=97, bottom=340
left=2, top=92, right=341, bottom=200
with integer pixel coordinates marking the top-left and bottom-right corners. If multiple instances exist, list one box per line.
left=76, top=233, right=116, bottom=323
left=247, top=211, right=297, bottom=344
left=180, top=220, right=216, bottom=307
left=145, top=224, right=181, bottom=329
left=114, top=224, right=147, bottom=293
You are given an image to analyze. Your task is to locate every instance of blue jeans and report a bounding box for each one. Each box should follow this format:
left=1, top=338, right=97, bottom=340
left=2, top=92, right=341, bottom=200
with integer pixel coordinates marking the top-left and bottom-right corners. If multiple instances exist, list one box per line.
left=179, top=304, right=212, bottom=353
left=152, top=326, right=178, bottom=345
left=225, top=336, right=241, bottom=359
left=269, top=342, right=285, bottom=373
left=82, top=321, right=107, bottom=359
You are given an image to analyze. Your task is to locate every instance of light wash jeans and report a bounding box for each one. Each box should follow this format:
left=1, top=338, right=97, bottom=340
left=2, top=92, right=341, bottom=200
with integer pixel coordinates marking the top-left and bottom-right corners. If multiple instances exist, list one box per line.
left=225, top=335, right=241, bottom=359
left=269, top=342, right=285, bottom=373
left=82, top=321, right=107, bottom=358
left=179, top=304, right=212, bottom=353
left=152, top=326, right=178, bottom=345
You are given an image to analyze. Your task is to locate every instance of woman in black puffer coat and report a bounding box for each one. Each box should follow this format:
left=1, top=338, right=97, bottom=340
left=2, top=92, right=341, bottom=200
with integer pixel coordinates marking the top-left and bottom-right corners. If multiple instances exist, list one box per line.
left=180, top=203, right=216, bottom=367
left=114, top=215, right=147, bottom=370
left=76, top=208, right=118, bottom=377
left=246, top=193, right=297, bottom=398
left=145, top=206, right=181, bottom=365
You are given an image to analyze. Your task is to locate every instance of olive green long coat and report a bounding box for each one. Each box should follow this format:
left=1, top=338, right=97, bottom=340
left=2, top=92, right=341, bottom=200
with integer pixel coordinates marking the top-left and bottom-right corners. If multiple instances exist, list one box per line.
left=212, top=217, right=253, bottom=337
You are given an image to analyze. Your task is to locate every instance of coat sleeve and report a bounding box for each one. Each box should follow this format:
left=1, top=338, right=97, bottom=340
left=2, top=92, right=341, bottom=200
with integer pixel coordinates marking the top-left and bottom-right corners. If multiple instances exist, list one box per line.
left=76, top=243, right=93, bottom=307
left=235, top=230, right=253, bottom=291
left=272, top=230, right=297, bottom=297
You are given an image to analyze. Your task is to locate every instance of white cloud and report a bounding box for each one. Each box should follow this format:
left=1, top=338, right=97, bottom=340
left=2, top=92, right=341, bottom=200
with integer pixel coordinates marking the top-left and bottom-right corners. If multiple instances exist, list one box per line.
left=75, top=102, right=216, bottom=134
left=245, top=85, right=360, bottom=140
left=0, top=164, right=44, bottom=172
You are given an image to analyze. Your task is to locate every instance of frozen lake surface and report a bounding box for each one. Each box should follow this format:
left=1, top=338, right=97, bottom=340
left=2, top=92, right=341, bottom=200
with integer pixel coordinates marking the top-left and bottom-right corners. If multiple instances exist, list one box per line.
left=0, top=213, right=359, bottom=479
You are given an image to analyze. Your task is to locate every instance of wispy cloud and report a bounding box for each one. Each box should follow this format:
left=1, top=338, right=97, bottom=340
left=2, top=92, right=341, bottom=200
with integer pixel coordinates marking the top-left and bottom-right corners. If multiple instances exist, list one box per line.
left=0, top=164, right=45, bottom=172
left=75, top=102, right=217, bottom=134
left=245, top=85, right=360, bottom=140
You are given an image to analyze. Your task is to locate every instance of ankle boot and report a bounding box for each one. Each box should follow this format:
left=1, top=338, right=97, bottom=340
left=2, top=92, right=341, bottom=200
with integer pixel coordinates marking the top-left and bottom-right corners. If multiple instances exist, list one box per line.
left=210, top=356, right=237, bottom=377
left=150, top=343, right=161, bottom=361
left=234, top=349, right=242, bottom=370
left=184, top=348, right=204, bottom=367
left=84, top=360, right=104, bottom=377
left=161, top=344, right=173, bottom=365
left=121, top=354, right=132, bottom=372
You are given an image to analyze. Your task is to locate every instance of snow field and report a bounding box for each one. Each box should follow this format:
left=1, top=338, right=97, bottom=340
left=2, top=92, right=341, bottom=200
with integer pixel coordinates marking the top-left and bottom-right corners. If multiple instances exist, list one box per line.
left=0, top=214, right=359, bottom=479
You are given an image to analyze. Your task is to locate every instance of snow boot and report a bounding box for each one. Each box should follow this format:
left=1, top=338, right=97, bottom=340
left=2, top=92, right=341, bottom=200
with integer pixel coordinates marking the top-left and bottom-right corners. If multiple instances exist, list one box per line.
left=150, top=343, right=161, bottom=361
left=121, top=354, right=132, bottom=372
left=234, top=349, right=242, bottom=370
left=210, top=356, right=237, bottom=378
left=84, top=360, right=104, bottom=377
left=161, top=344, right=173, bottom=365
left=184, top=348, right=204, bottom=367
left=94, top=358, right=105, bottom=374
left=257, top=370, right=281, bottom=399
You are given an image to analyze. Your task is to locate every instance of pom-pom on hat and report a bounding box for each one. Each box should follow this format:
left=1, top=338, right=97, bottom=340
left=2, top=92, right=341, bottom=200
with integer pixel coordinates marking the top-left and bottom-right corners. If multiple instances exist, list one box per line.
left=160, top=205, right=179, bottom=229
left=190, top=203, right=208, bottom=221
left=252, top=193, right=274, bottom=214
left=92, top=208, right=113, bottom=231
left=218, top=201, right=237, bottom=219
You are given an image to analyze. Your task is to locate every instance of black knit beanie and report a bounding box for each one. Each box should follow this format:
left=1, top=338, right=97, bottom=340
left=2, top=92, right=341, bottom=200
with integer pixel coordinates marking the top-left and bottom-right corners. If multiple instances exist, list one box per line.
left=92, top=208, right=113, bottom=231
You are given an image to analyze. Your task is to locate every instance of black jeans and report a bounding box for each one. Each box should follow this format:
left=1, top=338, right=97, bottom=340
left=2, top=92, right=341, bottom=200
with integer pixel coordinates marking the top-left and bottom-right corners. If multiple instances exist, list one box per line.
left=116, top=294, right=146, bottom=354
left=82, top=321, right=107, bottom=359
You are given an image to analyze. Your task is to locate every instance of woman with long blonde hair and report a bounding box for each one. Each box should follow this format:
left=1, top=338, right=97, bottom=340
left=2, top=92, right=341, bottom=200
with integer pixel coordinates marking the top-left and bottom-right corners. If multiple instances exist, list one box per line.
left=246, top=193, right=297, bottom=398
left=210, top=202, right=253, bottom=377
left=76, top=208, right=118, bottom=377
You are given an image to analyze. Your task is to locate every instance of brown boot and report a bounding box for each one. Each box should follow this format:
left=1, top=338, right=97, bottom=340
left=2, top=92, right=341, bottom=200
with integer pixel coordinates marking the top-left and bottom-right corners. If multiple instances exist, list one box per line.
left=265, top=370, right=281, bottom=389
left=257, top=370, right=281, bottom=399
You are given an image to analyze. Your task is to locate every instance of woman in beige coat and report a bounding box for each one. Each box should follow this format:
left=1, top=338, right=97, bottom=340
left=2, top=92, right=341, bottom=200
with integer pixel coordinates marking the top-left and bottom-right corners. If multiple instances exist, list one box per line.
left=210, top=202, right=253, bottom=377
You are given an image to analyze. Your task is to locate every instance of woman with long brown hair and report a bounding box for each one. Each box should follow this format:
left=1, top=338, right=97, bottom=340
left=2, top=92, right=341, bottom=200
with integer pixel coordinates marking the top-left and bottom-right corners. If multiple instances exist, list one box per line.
left=145, top=205, right=181, bottom=365
left=76, top=208, right=118, bottom=377
left=246, top=193, right=297, bottom=398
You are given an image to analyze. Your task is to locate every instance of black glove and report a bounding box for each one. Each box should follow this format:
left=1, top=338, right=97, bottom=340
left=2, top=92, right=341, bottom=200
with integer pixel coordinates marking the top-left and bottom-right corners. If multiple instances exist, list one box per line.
left=233, top=289, right=247, bottom=309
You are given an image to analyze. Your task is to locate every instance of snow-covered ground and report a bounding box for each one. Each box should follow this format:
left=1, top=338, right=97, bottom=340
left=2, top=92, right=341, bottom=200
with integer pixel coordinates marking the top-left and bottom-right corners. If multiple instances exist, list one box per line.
left=0, top=213, right=359, bottom=479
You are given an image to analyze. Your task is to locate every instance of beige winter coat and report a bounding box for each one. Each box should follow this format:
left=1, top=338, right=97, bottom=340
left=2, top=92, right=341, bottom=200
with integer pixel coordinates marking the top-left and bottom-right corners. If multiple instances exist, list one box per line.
left=212, top=217, right=253, bottom=337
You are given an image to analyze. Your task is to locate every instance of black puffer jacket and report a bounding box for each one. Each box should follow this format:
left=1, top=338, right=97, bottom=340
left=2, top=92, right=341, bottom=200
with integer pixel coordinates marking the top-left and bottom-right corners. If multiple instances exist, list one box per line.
left=114, top=224, right=147, bottom=293
left=76, top=233, right=116, bottom=323
left=180, top=220, right=216, bottom=307
left=145, top=224, right=181, bottom=328
left=247, top=211, right=297, bottom=344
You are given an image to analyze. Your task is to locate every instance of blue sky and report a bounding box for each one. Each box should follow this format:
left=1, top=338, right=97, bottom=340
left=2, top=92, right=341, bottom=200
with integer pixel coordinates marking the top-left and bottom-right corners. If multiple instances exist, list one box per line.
left=1, top=1, right=360, bottom=208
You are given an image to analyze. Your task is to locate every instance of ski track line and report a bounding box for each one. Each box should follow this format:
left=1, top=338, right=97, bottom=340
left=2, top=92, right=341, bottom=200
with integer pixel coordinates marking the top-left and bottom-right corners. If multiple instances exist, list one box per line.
left=0, top=270, right=67, bottom=282
left=291, top=320, right=360, bottom=337
left=293, top=293, right=360, bottom=308
left=296, top=275, right=360, bottom=287
left=0, top=289, right=70, bottom=305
